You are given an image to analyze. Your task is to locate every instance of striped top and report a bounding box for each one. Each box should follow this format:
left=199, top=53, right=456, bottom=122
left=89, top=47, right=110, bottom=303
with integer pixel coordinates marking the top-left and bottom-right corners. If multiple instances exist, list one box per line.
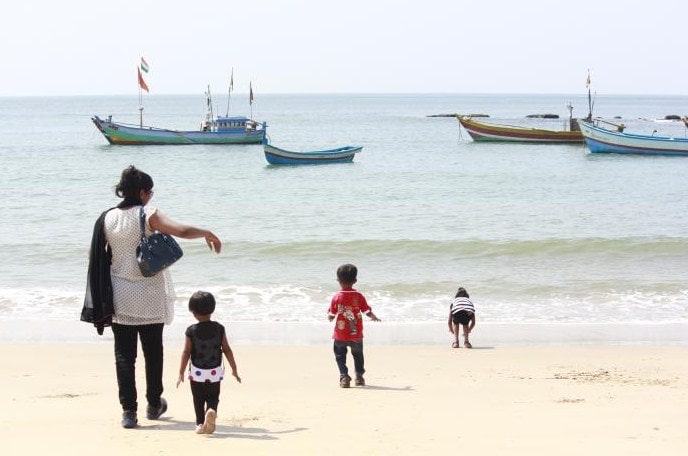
left=450, top=297, right=475, bottom=314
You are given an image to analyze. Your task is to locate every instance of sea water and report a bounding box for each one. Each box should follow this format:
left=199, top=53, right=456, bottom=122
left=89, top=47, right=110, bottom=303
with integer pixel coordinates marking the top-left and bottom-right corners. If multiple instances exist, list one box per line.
left=1, top=93, right=687, bottom=344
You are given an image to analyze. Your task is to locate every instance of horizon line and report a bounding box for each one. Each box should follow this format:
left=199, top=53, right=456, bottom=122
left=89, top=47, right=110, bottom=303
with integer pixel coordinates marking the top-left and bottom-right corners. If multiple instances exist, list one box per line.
left=2, top=91, right=688, bottom=98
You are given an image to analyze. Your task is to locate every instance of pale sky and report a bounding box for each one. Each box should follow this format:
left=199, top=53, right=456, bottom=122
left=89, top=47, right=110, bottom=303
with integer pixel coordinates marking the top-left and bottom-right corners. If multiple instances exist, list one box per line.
left=2, top=0, right=686, bottom=96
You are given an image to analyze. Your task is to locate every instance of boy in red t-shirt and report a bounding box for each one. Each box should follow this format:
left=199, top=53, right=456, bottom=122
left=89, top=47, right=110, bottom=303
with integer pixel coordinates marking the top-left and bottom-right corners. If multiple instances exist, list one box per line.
left=327, top=264, right=380, bottom=388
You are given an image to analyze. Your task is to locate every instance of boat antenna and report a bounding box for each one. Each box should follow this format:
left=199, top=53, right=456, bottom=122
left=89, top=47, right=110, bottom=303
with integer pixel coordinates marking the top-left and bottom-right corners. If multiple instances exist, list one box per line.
left=566, top=102, right=574, bottom=131
left=225, top=68, right=234, bottom=117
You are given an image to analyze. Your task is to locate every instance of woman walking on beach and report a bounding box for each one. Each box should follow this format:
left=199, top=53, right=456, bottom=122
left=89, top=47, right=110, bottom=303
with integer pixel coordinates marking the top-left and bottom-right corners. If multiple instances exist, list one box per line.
left=85, top=165, right=222, bottom=429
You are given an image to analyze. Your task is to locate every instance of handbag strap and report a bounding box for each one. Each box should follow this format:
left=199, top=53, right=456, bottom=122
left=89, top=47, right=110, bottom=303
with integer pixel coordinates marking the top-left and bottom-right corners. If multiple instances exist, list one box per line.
left=138, top=206, right=147, bottom=241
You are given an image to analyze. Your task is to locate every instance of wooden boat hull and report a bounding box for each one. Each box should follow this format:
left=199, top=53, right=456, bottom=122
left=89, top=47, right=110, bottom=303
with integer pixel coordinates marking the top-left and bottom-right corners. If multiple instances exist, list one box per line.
left=92, top=116, right=265, bottom=145
left=457, top=115, right=584, bottom=143
left=579, top=121, right=688, bottom=156
left=263, top=143, right=362, bottom=165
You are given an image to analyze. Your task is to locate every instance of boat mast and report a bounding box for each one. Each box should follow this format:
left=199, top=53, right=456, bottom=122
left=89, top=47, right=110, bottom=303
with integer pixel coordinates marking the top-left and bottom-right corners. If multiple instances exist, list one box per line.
left=137, top=57, right=150, bottom=127
left=138, top=72, right=144, bottom=128
left=206, top=85, right=214, bottom=122
left=585, top=69, right=593, bottom=121
left=225, top=68, right=234, bottom=117
left=249, top=82, right=254, bottom=120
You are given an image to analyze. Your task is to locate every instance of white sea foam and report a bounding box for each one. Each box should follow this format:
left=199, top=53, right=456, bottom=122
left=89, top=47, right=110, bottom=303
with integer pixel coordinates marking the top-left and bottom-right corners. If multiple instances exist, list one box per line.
left=2, top=284, right=687, bottom=329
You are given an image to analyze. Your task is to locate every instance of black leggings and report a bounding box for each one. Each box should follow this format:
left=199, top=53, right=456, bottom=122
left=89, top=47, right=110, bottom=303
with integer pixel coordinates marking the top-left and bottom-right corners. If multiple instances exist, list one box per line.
left=112, top=323, right=164, bottom=412
left=190, top=381, right=221, bottom=425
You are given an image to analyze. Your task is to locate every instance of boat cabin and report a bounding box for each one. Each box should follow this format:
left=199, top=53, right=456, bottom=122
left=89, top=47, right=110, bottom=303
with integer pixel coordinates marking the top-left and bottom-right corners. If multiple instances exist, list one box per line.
left=201, top=116, right=259, bottom=132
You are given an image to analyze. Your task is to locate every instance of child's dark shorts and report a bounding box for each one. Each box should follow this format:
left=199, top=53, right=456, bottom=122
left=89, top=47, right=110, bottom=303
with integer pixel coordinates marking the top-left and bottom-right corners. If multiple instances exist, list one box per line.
left=452, top=310, right=474, bottom=326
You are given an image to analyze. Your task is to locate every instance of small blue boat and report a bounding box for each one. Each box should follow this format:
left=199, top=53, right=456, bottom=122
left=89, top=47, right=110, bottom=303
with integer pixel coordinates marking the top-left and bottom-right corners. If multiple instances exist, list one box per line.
left=263, top=142, right=362, bottom=165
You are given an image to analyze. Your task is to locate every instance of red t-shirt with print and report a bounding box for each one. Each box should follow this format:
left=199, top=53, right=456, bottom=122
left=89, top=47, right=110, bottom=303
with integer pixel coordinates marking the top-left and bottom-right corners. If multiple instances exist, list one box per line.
left=328, top=289, right=371, bottom=342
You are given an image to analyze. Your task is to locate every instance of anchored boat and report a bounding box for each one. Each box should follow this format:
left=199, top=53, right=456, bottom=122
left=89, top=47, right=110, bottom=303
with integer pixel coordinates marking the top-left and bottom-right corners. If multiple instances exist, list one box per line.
left=579, top=119, right=688, bottom=156
left=263, top=142, right=362, bottom=165
left=92, top=114, right=266, bottom=145
left=93, top=61, right=265, bottom=145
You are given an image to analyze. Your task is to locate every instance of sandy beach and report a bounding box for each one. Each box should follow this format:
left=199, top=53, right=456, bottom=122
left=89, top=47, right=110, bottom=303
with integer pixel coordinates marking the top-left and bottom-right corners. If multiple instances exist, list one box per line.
left=2, top=340, right=687, bottom=455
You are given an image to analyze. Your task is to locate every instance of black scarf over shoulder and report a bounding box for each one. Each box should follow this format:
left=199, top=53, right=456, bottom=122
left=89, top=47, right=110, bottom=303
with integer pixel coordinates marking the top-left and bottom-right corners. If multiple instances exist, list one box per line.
left=81, top=197, right=142, bottom=335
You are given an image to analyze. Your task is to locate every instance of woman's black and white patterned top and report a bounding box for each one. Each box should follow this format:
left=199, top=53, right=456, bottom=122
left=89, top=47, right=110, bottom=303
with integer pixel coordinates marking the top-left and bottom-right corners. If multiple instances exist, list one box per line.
left=104, top=205, right=176, bottom=325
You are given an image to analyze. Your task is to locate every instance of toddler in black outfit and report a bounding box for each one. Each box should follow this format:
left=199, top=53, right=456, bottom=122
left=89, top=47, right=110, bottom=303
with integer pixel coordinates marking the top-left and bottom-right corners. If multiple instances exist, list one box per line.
left=177, top=291, right=241, bottom=434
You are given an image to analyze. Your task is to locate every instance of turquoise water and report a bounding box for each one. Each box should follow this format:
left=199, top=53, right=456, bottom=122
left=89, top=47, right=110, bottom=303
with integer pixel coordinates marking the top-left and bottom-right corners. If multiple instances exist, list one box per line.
left=1, top=93, right=688, bottom=340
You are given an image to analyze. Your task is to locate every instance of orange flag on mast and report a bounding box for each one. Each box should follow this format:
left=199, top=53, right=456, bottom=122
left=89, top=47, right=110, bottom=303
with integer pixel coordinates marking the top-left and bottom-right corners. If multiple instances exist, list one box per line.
left=138, top=67, right=149, bottom=92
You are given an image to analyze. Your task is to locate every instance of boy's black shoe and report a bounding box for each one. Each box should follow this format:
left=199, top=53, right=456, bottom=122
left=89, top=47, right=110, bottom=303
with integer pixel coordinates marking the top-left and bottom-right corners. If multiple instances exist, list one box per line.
left=355, top=376, right=365, bottom=386
left=339, top=375, right=351, bottom=388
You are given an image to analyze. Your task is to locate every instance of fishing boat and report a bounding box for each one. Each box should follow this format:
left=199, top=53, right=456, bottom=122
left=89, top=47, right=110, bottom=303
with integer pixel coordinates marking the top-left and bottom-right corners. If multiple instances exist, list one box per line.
left=457, top=81, right=593, bottom=143
left=456, top=114, right=584, bottom=143
left=92, top=114, right=266, bottom=145
left=579, top=119, right=688, bottom=156
left=263, top=142, right=362, bottom=165
left=93, top=61, right=266, bottom=145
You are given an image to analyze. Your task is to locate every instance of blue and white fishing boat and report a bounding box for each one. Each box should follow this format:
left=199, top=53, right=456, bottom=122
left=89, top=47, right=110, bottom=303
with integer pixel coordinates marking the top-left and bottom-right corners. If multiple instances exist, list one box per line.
left=579, top=120, right=688, bottom=156
left=93, top=62, right=266, bottom=145
left=263, top=142, right=362, bottom=165
left=92, top=114, right=266, bottom=145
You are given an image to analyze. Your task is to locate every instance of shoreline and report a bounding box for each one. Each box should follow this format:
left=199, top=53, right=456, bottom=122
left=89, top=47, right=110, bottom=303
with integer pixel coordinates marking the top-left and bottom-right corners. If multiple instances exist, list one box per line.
left=2, top=342, right=687, bottom=455
left=5, top=319, right=688, bottom=346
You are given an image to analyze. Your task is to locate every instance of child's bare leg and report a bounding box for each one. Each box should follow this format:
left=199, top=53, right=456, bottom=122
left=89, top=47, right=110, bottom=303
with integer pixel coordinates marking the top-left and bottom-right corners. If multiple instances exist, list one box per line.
left=451, top=323, right=460, bottom=347
left=462, top=324, right=472, bottom=348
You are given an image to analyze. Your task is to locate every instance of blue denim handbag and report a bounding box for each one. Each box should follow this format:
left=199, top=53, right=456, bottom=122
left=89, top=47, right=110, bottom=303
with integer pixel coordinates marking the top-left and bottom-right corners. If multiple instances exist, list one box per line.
left=136, top=207, right=183, bottom=277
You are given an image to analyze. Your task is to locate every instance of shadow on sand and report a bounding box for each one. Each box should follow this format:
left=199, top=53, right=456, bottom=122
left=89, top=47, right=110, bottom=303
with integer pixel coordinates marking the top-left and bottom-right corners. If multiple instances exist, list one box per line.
left=142, top=418, right=307, bottom=440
